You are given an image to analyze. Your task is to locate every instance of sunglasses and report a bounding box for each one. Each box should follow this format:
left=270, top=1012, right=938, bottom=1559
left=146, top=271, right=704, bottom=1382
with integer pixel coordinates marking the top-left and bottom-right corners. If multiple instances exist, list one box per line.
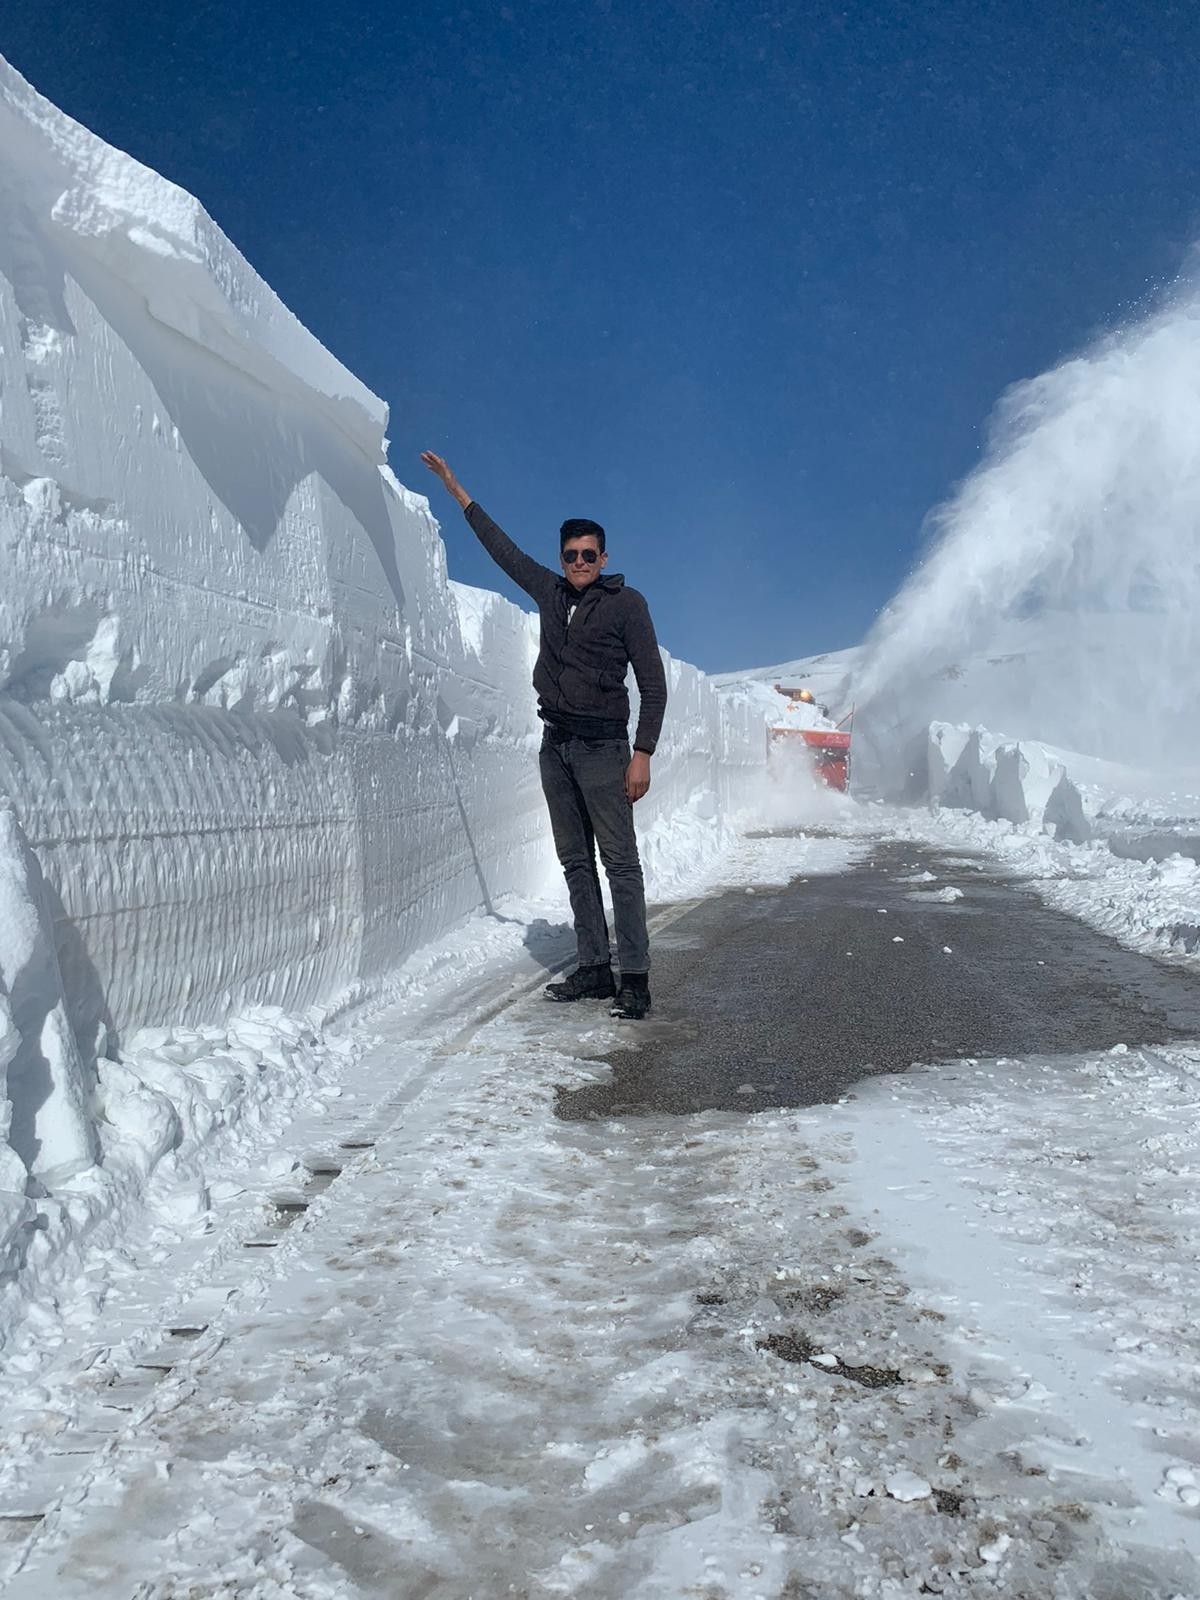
left=562, top=547, right=600, bottom=565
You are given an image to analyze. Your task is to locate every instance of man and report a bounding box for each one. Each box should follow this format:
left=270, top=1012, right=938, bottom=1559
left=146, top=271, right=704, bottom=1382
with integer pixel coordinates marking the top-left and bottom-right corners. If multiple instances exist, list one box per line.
left=420, top=452, right=667, bottom=1020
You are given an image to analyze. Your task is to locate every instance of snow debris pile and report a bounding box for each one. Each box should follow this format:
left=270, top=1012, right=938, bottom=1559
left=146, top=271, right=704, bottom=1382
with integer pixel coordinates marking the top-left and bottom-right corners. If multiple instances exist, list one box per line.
left=893, top=801, right=1200, bottom=964
left=94, top=1007, right=349, bottom=1207
left=0, top=790, right=352, bottom=1354
left=0, top=801, right=94, bottom=1198
left=0, top=54, right=763, bottom=1302
left=918, top=721, right=1090, bottom=842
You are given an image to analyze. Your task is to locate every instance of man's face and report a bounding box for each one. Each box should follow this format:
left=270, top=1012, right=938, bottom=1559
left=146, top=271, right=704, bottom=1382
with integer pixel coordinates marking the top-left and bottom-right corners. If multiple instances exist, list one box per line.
left=561, top=534, right=608, bottom=591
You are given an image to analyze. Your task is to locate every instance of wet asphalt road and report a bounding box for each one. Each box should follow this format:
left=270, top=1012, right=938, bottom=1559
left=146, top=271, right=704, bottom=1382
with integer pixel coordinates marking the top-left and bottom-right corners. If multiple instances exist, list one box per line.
left=555, top=834, right=1200, bottom=1119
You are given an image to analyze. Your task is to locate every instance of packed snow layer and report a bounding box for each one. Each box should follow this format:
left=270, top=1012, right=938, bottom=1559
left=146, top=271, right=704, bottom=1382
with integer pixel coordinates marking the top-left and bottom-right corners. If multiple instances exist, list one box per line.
left=830, top=1038, right=1200, bottom=1584
left=0, top=53, right=766, bottom=1275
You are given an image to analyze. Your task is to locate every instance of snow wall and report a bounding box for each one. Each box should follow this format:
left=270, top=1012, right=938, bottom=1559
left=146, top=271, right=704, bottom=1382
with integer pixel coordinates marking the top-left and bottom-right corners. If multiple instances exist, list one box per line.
left=914, top=723, right=1089, bottom=843
left=0, top=57, right=764, bottom=1178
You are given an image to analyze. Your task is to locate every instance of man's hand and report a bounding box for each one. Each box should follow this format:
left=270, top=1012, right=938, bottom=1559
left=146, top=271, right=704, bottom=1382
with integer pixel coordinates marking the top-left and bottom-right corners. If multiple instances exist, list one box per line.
left=420, top=451, right=473, bottom=509
left=625, top=751, right=651, bottom=804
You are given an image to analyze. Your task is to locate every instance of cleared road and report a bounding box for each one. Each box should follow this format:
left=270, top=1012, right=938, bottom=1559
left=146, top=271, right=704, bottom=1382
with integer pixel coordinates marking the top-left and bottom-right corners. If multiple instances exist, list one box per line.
left=557, top=835, right=1200, bottom=1118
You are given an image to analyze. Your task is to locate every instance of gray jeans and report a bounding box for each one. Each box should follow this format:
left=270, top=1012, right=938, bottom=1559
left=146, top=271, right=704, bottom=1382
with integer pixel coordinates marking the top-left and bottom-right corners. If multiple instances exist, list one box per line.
left=539, top=736, right=649, bottom=975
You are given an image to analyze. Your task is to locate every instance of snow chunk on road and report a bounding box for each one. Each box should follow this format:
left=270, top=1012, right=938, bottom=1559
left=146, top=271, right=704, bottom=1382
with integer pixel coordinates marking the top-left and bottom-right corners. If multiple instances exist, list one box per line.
left=979, top=1532, right=1012, bottom=1563
left=884, top=1469, right=932, bottom=1502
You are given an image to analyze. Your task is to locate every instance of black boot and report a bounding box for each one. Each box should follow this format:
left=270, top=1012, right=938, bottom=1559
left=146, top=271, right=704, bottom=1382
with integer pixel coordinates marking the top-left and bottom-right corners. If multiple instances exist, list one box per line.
left=545, top=962, right=617, bottom=1003
left=610, top=972, right=651, bottom=1019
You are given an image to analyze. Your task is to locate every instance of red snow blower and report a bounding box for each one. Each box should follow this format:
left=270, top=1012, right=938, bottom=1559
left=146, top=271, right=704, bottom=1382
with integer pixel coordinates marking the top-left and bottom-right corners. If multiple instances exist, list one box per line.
left=767, top=686, right=854, bottom=792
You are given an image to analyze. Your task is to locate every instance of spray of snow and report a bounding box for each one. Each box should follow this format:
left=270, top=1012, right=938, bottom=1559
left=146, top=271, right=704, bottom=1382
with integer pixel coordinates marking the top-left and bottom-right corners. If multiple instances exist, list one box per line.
left=855, top=275, right=1200, bottom=780
left=753, top=737, right=855, bottom=831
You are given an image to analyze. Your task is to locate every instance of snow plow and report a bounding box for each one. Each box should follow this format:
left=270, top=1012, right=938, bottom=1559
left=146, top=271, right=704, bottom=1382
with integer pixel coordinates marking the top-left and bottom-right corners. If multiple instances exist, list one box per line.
left=768, top=685, right=853, bottom=792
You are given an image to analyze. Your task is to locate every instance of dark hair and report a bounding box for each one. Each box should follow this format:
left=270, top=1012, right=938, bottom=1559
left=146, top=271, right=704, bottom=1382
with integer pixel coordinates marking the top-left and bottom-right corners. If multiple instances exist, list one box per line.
left=560, top=517, right=606, bottom=554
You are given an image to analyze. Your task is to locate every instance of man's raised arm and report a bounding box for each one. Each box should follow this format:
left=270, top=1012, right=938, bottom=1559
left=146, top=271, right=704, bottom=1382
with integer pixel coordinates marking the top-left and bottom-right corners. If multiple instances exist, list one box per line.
left=420, top=450, right=474, bottom=509
left=421, top=451, right=558, bottom=605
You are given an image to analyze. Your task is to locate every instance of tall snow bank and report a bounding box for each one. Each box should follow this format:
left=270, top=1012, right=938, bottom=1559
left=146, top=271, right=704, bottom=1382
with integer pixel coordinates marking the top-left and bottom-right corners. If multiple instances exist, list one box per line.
left=634, top=652, right=765, bottom=888
left=0, top=55, right=766, bottom=1223
left=914, top=723, right=1090, bottom=842
left=1, top=41, right=406, bottom=721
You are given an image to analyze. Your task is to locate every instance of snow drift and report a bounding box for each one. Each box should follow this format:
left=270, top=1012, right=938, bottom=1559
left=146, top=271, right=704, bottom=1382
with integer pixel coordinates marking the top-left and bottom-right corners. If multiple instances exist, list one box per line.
left=0, top=56, right=764, bottom=1221
left=918, top=723, right=1090, bottom=842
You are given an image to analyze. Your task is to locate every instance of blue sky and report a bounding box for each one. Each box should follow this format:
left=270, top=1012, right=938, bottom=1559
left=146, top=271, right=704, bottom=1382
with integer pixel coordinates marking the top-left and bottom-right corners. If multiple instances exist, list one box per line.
left=7, top=1, right=1199, bottom=671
